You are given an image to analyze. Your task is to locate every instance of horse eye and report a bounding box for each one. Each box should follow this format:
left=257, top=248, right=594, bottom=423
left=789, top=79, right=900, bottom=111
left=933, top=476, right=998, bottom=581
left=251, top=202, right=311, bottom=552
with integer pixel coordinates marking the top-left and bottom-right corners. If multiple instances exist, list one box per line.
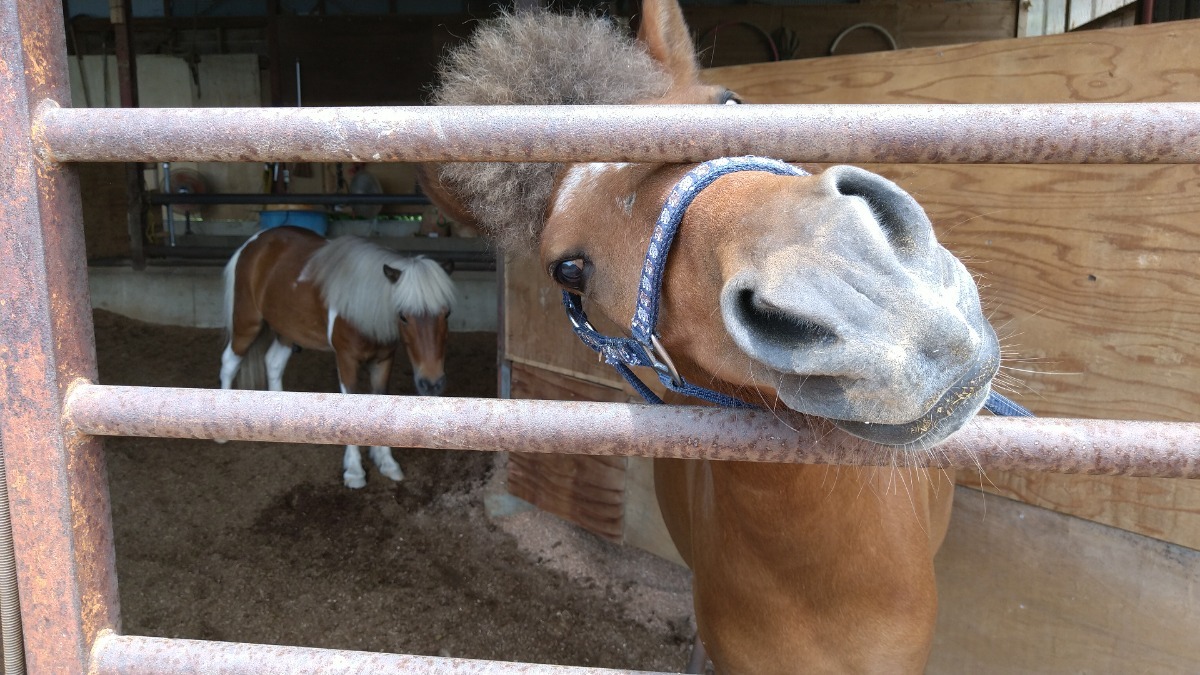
left=399, top=314, right=409, bottom=325
left=551, top=258, right=587, bottom=291
left=720, top=89, right=742, bottom=105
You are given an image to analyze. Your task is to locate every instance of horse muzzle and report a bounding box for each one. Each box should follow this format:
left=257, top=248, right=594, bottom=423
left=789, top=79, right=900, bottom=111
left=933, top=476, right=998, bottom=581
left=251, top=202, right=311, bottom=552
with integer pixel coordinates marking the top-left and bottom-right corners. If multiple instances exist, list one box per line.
left=830, top=340, right=999, bottom=449
left=415, top=375, right=447, bottom=397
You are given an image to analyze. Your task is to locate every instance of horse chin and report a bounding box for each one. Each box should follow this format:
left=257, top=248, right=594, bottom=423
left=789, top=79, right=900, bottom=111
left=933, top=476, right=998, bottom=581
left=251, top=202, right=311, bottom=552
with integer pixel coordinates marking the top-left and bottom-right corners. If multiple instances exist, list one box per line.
left=769, top=331, right=1000, bottom=450
left=826, top=367, right=994, bottom=451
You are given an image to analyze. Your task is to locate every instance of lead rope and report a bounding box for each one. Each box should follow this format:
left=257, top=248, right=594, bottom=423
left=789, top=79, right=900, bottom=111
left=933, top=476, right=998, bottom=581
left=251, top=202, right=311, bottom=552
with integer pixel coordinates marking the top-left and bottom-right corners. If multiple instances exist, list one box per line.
left=564, top=156, right=1033, bottom=419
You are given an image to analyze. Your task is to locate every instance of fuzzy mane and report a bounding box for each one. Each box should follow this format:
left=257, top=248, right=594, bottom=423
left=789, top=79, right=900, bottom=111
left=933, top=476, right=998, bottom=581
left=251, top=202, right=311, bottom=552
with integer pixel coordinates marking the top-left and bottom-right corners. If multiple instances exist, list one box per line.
left=431, top=11, right=672, bottom=251
left=301, top=237, right=456, bottom=344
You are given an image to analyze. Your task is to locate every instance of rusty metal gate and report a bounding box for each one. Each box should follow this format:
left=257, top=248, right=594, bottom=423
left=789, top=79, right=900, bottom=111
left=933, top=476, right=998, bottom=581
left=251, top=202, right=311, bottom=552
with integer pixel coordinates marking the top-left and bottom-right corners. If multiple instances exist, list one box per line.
left=3, top=1, right=1200, bottom=673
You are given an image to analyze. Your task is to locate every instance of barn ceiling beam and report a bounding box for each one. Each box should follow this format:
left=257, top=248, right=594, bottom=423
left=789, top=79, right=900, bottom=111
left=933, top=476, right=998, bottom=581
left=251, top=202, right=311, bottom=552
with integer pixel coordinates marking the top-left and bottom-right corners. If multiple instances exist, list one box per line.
left=65, top=384, right=1200, bottom=478
left=35, top=102, right=1200, bottom=165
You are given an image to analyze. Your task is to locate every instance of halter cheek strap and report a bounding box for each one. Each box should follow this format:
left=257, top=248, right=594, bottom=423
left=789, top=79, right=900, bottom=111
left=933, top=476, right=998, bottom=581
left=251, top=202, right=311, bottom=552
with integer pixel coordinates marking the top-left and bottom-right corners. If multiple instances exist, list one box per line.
left=562, top=156, right=1032, bottom=419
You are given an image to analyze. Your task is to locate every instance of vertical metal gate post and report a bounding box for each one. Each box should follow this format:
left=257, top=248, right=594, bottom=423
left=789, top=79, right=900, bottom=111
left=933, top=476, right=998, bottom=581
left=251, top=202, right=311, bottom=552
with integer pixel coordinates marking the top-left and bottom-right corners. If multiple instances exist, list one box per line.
left=0, top=0, right=121, bottom=672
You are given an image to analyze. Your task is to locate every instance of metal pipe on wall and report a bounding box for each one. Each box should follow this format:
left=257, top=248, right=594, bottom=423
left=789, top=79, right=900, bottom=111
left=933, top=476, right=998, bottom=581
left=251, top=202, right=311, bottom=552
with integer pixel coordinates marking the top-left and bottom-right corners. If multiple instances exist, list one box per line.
left=36, top=102, right=1200, bottom=165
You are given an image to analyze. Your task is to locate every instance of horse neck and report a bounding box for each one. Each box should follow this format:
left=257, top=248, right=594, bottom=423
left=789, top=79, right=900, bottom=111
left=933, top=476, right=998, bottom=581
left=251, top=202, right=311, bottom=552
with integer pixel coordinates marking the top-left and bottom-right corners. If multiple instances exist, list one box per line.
left=656, top=457, right=954, bottom=672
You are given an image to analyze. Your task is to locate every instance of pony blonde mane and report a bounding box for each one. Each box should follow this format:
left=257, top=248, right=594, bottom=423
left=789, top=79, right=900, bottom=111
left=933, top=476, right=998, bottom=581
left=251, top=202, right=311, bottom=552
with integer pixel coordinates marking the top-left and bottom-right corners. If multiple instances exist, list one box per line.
left=431, top=11, right=671, bottom=251
left=302, top=237, right=456, bottom=344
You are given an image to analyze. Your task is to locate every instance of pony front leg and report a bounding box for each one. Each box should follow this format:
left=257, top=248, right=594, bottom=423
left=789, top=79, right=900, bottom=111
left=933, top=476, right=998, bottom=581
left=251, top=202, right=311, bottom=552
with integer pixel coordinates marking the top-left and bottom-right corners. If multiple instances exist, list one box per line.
left=367, top=356, right=404, bottom=482
left=342, top=444, right=367, bottom=489
left=334, top=350, right=369, bottom=488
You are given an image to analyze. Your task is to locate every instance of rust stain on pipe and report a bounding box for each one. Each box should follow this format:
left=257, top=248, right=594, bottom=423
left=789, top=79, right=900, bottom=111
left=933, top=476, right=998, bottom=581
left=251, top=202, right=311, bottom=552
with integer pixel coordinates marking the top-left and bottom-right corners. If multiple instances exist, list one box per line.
left=64, top=384, right=1200, bottom=478
left=90, top=633, right=674, bottom=675
left=36, top=102, right=1200, bottom=165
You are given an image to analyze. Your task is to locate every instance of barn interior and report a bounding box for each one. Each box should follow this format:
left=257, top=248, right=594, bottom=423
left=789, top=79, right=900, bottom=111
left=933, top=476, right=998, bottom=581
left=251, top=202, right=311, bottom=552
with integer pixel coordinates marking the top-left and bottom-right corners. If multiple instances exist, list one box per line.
left=59, top=0, right=1200, bottom=672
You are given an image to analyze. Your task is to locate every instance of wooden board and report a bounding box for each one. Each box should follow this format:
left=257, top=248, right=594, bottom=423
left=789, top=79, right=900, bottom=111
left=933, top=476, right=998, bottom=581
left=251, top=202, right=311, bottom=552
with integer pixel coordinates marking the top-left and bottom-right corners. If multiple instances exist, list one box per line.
left=702, top=20, right=1200, bottom=104
left=503, top=253, right=630, bottom=390
left=78, top=163, right=129, bottom=261
left=931, top=487, right=1200, bottom=672
left=701, top=21, right=1200, bottom=551
left=622, top=456, right=684, bottom=567
left=506, top=364, right=630, bottom=543
left=681, top=1, right=1014, bottom=65
left=69, top=54, right=268, bottom=239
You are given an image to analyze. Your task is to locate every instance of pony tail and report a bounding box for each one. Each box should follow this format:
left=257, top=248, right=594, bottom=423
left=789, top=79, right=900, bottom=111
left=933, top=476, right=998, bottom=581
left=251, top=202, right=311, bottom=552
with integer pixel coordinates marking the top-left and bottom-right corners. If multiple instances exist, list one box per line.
left=223, top=233, right=270, bottom=389
left=222, top=246, right=241, bottom=343
left=235, top=330, right=273, bottom=390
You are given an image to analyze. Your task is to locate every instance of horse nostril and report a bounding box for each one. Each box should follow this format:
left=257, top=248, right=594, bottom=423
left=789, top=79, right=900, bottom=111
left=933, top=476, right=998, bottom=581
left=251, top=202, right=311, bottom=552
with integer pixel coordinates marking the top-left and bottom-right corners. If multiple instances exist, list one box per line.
left=830, top=167, right=920, bottom=252
left=736, top=289, right=835, bottom=348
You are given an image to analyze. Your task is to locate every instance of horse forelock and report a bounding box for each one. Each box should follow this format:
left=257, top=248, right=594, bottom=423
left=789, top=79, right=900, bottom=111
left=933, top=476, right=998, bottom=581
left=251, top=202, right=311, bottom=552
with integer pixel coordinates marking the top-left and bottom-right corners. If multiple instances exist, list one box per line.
left=432, top=10, right=672, bottom=252
left=388, top=256, right=456, bottom=318
left=303, top=237, right=455, bottom=344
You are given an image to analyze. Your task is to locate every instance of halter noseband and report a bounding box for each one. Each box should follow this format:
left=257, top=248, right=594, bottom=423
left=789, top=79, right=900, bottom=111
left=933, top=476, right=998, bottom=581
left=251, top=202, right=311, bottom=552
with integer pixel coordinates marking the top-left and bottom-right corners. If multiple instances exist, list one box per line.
left=562, top=156, right=1032, bottom=418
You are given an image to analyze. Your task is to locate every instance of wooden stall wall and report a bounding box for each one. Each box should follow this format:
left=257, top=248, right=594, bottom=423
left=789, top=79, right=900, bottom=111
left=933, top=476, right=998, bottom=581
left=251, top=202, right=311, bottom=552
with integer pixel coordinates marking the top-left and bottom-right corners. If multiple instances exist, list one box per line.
left=502, top=19, right=1200, bottom=670
left=681, top=0, right=1016, bottom=65
left=503, top=254, right=682, bottom=563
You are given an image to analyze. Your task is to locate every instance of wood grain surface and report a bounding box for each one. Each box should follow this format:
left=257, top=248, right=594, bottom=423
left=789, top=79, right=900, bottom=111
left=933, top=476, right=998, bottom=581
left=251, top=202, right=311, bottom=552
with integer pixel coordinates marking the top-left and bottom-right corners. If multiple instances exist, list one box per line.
left=931, top=488, right=1200, bottom=673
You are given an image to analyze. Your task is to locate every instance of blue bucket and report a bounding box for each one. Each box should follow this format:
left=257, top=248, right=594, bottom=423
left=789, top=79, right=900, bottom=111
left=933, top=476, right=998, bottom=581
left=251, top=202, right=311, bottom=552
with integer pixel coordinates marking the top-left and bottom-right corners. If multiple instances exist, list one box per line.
left=258, top=209, right=329, bottom=236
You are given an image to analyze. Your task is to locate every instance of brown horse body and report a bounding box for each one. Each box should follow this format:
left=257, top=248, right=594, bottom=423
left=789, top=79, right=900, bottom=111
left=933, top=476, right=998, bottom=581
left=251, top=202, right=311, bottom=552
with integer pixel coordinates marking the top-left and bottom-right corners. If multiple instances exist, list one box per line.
left=219, top=226, right=455, bottom=487
left=657, top=458, right=953, bottom=673
left=421, top=3, right=997, bottom=672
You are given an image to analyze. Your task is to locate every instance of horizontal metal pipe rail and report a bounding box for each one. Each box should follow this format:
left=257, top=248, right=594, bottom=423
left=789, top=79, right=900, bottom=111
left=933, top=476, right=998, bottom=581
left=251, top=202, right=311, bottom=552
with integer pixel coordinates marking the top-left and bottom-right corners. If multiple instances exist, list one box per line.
left=91, top=633, right=670, bottom=675
left=65, top=384, right=1200, bottom=478
left=36, top=102, right=1200, bottom=164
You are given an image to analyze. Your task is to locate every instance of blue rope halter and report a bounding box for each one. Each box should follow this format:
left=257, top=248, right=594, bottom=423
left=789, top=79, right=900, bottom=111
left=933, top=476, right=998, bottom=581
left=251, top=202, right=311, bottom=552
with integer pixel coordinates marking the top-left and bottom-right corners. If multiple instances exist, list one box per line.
left=562, top=156, right=1032, bottom=419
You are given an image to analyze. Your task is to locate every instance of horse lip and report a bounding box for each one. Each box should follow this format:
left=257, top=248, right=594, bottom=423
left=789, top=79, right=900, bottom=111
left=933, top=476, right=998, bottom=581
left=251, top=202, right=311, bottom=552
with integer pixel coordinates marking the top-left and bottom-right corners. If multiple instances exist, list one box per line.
left=829, top=352, right=999, bottom=449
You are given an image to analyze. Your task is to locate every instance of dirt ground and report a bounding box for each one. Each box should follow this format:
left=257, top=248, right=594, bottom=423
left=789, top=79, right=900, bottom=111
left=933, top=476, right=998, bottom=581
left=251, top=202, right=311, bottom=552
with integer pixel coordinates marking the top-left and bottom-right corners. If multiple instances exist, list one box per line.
left=94, top=309, right=695, bottom=671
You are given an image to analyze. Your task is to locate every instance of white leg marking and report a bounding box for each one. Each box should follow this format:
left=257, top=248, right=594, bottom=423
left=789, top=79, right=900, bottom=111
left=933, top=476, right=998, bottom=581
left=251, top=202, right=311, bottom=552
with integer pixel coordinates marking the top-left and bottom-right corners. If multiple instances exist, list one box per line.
left=337, top=379, right=369, bottom=487
left=370, top=446, right=404, bottom=482
left=343, top=445, right=366, bottom=489
left=219, top=344, right=242, bottom=390
left=216, top=344, right=242, bottom=444
left=264, top=339, right=293, bottom=392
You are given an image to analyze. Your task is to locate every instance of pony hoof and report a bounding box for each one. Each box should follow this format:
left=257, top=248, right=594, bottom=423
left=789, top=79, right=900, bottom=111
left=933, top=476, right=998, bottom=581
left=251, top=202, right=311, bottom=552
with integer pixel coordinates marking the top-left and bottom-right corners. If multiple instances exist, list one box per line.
left=379, top=464, right=404, bottom=482
left=343, top=473, right=367, bottom=489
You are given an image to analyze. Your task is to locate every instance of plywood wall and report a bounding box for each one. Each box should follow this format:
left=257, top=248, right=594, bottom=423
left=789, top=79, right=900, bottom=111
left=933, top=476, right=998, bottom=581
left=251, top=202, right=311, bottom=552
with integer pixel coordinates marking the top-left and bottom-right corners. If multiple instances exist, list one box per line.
left=931, top=487, right=1200, bottom=672
left=69, top=53, right=267, bottom=249
left=699, top=21, right=1200, bottom=550
left=681, top=0, right=1016, bottom=65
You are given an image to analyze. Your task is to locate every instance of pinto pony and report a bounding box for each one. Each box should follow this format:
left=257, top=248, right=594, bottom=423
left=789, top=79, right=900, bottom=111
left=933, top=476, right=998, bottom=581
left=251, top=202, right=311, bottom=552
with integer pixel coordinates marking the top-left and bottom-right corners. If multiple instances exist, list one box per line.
left=219, top=226, right=456, bottom=488
left=419, top=3, right=1005, bottom=673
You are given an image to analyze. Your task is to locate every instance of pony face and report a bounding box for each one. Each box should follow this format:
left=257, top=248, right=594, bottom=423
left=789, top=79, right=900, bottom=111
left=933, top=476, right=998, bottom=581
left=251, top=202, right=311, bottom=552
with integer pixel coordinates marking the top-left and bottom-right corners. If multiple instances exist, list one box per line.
left=383, top=259, right=456, bottom=397
left=536, top=3, right=999, bottom=449
left=424, top=0, right=1000, bottom=449
left=542, top=159, right=998, bottom=449
left=397, top=311, right=449, bottom=397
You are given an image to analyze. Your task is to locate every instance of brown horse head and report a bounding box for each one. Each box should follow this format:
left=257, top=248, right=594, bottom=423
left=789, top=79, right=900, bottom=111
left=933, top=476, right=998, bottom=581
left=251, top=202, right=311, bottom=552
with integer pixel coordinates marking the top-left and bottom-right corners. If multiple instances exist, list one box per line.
left=422, top=0, right=998, bottom=450
left=382, top=258, right=455, bottom=396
